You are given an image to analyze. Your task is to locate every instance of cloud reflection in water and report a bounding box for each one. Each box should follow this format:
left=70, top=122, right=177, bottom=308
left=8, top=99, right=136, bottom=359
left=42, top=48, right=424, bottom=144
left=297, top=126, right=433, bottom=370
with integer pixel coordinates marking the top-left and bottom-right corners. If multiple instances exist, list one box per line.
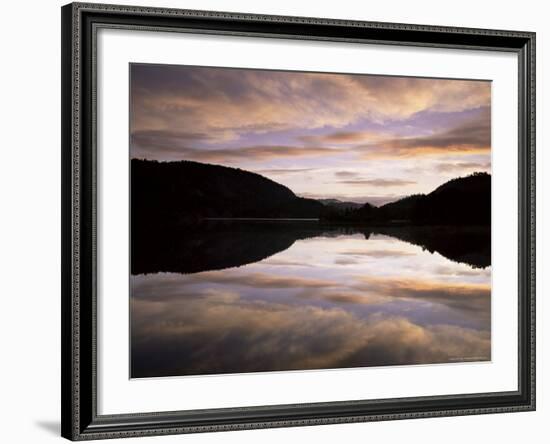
left=131, top=233, right=490, bottom=378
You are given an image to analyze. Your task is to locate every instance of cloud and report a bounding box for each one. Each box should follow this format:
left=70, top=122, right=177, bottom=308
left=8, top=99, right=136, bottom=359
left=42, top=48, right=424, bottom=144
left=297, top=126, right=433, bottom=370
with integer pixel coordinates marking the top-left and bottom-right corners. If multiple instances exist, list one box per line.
left=334, top=257, right=359, bottom=266
left=129, top=129, right=216, bottom=144
left=132, top=131, right=338, bottom=162
left=337, top=178, right=417, bottom=187
left=299, top=131, right=389, bottom=145
left=131, top=64, right=491, bottom=159
left=358, top=113, right=491, bottom=158
left=435, top=161, right=491, bottom=173
left=334, top=171, right=360, bottom=178
left=255, top=168, right=317, bottom=175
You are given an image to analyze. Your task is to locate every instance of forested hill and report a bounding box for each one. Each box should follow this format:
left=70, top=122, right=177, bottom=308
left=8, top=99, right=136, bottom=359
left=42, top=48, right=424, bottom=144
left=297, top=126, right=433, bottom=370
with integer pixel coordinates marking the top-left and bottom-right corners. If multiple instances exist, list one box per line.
left=321, top=172, right=491, bottom=225
left=131, top=159, right=324, bottom=224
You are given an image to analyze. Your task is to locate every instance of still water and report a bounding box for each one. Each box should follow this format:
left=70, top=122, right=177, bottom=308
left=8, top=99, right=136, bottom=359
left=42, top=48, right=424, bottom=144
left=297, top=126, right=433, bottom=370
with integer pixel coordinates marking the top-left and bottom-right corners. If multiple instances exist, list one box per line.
left=131, top=222, right=491, bottom=378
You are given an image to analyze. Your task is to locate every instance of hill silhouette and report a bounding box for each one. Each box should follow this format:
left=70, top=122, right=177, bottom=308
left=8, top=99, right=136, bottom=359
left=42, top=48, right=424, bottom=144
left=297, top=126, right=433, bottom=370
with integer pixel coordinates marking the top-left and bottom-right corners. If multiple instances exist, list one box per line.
left=132, top=160, right=490, bottom=226
left=131, top=159, right=323, bottom=227
left=321, top=172, right=491, bottom=225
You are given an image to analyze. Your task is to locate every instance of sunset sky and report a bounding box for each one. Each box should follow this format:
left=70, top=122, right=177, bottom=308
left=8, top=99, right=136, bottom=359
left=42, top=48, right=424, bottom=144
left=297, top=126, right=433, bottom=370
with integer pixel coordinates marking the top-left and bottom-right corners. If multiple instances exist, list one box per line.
left=130, top=64, right=491, bottom=205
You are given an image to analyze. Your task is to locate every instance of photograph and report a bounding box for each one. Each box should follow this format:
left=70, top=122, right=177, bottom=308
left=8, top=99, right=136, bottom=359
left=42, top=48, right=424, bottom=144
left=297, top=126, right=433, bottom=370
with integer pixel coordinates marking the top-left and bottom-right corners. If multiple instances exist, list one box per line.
left=130, top=64, right=492, bottom=378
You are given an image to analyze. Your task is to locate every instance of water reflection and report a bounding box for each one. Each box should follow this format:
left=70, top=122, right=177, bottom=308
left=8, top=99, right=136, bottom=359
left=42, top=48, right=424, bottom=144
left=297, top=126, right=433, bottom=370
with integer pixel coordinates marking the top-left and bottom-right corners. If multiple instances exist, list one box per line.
left=131, top=224, right=491, bottom=378
left=131, top=221, right=490, bottom=274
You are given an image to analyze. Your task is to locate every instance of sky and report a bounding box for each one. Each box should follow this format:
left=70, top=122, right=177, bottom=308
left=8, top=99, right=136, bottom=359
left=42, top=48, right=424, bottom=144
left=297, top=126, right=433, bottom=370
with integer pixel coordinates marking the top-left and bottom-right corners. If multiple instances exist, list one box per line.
left=130, top=64, right=491, bottom=205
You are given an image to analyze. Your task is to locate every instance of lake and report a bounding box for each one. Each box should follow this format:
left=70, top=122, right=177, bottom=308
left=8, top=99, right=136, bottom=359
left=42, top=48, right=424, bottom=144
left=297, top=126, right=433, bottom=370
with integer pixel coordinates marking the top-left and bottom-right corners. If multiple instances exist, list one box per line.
left=130, top=221, right=491, bottom=378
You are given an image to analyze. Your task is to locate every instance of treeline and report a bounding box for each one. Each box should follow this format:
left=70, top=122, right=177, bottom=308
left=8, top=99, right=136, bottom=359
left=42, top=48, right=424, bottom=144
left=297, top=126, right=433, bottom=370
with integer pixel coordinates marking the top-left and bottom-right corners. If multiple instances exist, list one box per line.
left=131, top=159, right=323, bottom=229
left=320, top=172, right=491, bottom=225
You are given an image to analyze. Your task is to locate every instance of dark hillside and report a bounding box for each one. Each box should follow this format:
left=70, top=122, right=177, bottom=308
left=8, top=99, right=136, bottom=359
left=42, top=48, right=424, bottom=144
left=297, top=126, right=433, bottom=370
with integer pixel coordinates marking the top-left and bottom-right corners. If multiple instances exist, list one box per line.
left=131, top=159, right=324, bottom=227
left=321, top=172, right=491, bottom=226
left=416, top=172, right=491, bottom=225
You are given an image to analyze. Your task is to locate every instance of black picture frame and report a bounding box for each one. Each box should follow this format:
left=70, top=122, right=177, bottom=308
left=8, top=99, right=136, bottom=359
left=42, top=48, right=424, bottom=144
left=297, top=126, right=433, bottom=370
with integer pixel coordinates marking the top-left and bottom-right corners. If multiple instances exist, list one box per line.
left=61, top=2, right=536, bottom=440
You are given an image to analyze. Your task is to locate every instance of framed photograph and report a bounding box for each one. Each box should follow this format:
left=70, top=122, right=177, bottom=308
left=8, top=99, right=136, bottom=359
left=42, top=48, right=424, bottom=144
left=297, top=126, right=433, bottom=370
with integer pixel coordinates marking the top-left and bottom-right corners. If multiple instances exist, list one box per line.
left=61, top=2, right=536, bottom=440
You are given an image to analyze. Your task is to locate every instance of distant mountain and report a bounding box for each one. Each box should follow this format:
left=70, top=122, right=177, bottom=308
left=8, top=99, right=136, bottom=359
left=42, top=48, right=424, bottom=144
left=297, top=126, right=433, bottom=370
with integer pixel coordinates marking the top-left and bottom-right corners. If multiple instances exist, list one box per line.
left=321, top=172, right=491, bottom=225
left=131, top=159, right=324, bottom=229
left=317, top=199, right=364, bottom=210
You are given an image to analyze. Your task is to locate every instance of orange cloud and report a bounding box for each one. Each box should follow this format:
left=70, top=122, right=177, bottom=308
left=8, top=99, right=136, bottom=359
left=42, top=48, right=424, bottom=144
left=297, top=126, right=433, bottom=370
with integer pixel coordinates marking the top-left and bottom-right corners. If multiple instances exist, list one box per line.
left=131, top=132, right=339, bottom=162
left=435, top=161, right=491, bottom=173
left=299, top=130, right=390, bottom=145
left=357, top=115, right=491, bottom=159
